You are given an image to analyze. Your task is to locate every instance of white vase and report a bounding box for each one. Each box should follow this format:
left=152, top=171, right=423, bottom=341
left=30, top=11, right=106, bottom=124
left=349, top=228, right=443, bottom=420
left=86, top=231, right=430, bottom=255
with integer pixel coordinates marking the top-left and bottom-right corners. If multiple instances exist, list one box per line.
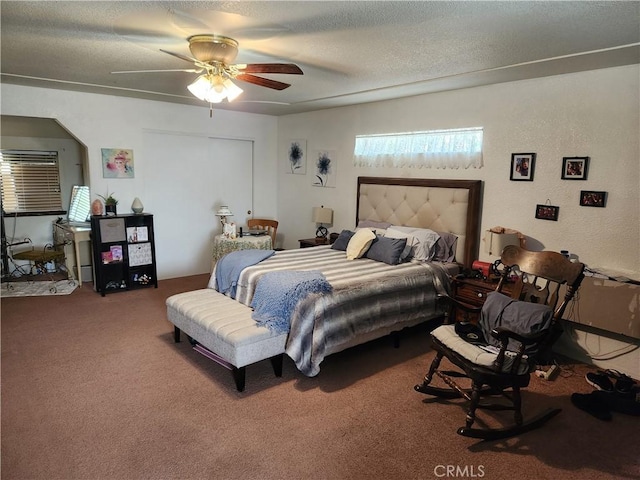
left=131, top=197, right=144, bottom=214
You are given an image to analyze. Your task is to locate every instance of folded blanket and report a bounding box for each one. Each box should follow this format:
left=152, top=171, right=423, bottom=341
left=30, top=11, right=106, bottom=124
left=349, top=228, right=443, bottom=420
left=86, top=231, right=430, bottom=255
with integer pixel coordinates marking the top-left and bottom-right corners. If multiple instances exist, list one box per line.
left=214, top=249, right=275, bottom=298
left=251, top=270, right=332, bottom=334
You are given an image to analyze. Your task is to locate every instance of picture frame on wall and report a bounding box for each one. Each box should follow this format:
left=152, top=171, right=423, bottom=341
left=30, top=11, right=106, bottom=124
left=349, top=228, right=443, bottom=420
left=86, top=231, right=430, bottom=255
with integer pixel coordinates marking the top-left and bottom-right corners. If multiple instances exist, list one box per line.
left=101, top=148, right=134, bottom=178
left=510, top=153, right=535, bottom=181
left=580, top=190, right=607, bottom=207
left=535, top=204, right=559, bottom=221
left=562, top=156, right=589, bottom=180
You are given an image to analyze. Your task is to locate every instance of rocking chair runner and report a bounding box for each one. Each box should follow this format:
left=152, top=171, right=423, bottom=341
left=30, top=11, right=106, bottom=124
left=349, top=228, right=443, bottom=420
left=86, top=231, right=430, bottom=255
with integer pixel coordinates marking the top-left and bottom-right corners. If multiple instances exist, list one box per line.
left=415, top=245, right=585, bottom=440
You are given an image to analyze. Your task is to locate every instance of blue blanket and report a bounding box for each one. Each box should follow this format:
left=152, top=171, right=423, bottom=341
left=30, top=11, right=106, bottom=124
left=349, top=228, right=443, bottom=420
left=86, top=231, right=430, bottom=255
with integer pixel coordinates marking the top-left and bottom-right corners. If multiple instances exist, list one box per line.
left=215, top=249, right=275, bottom=298
left=251, top=270, right=332, bottom=334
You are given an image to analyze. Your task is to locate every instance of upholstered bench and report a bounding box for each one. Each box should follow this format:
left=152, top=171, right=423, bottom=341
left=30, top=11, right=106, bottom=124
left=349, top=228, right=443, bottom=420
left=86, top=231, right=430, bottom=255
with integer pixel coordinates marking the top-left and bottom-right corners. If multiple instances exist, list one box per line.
left=166, top=289, right=287, bottom=391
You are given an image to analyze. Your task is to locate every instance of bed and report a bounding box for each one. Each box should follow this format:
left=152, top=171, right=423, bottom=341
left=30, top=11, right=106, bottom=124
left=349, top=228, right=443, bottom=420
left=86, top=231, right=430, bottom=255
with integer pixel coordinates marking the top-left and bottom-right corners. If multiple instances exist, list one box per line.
left=210, top=176, right=482, bottom=376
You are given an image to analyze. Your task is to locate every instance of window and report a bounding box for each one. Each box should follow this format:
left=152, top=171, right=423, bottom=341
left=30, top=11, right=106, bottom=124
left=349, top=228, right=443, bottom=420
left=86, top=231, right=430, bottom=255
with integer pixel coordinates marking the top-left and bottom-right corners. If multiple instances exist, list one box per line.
left=354, top=127, right=483, bottom=169
left=0, top=150, right=63, bottom=215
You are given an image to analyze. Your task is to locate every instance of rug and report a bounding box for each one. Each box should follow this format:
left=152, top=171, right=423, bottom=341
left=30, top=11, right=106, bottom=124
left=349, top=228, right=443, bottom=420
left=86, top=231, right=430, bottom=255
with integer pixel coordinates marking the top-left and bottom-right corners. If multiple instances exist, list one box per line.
left=1, top=280, right=78, bottom=298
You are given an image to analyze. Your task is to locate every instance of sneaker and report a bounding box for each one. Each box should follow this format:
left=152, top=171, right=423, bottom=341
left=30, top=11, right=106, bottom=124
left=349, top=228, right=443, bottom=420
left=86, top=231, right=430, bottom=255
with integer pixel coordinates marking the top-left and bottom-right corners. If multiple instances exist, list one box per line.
left=571, top=392, right=612, bottom=421
left=604, top=369, right=637, bottom=396
left=585, top=371, right=614, bottom=392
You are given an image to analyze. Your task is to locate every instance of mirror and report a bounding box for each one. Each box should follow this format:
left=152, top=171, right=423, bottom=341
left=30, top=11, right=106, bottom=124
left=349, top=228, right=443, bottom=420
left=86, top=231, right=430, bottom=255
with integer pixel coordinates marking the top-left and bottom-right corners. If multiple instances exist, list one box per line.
left=68, top=185, right=90, bottom=223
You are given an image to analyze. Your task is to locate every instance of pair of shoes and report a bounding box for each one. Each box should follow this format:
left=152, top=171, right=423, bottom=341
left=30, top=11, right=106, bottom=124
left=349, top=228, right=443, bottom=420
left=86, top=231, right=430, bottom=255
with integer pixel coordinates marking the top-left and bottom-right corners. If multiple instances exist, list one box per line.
left=604, top=369, right=637, bottom=396
left=585, top=371, right=614, bottom=392
left=571, top=392, right=612, bottom=421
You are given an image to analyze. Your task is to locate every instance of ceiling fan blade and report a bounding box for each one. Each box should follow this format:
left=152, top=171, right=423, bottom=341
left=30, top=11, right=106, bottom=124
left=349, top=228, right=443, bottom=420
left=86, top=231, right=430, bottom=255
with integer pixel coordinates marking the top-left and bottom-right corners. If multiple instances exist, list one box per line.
left=235, top=73, right=292, bottom=91
left=111, top=68, right=202, bottom=74
left=236, top=63, right=303, bottom=75
left=160, top=49, right=200, bottom=65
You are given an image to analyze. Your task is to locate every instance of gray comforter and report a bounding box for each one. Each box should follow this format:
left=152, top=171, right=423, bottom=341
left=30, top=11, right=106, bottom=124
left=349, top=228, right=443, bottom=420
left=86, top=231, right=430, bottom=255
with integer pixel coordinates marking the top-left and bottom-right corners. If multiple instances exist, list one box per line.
left=214, top=245, right=452, bottom=376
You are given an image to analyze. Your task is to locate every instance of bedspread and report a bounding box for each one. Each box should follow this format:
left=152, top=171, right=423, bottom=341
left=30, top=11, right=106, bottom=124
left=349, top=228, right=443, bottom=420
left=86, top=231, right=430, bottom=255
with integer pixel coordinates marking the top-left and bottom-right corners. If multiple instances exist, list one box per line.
left=223, top=246, right=452, bottom=376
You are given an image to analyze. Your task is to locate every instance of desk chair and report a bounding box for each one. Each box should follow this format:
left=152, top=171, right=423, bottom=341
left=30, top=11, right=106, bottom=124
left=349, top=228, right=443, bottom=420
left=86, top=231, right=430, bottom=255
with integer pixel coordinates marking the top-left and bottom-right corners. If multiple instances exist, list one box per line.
left=415, top=246, right=585, bottom=440
left=247, top=219, right=278, bottom=249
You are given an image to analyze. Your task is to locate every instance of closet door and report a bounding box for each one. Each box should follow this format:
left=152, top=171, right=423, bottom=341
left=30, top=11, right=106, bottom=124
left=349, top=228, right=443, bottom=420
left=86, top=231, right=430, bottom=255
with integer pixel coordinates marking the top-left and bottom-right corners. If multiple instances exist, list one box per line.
left=143, top=132, right=253, bottom=278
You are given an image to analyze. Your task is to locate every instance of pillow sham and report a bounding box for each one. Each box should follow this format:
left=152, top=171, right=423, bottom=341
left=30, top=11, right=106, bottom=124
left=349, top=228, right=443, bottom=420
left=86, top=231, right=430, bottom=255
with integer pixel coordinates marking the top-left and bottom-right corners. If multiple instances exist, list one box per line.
left=386, top=226, right=440, bottom=261
left=357, top=220, right=392, bottom=230
left=433, top=232, right=459, bottom=262
left=331, top=229, right=355, bottom=251
left=382, top=228, right=416, bottom=261
left=364, top=235, right=408, bottom=265
left=345, top=228, right=376, bottom=260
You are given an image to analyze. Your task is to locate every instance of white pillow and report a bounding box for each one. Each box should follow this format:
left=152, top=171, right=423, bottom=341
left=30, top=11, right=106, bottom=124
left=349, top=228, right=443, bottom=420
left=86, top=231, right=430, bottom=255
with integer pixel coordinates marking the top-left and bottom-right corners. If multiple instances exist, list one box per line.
left=346, top=228, right=376, bottom=260
left=386, top=226, right=440, bottom=261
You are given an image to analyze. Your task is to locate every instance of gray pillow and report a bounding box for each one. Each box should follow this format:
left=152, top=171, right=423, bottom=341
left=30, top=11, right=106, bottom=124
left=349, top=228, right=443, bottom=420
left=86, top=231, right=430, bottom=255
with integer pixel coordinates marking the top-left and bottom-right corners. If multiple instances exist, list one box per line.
left=331, top=230, right=355, bottom=251
left=433, top=232, right=459, bottom=262
left=357, top=220, right=392, bottom=230
left=364, top=235, right=408, bottom=265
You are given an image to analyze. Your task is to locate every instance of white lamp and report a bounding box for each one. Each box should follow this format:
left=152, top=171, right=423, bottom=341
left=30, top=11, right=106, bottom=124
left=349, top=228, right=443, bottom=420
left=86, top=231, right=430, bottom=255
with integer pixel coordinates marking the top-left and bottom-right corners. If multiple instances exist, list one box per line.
left=215, top=206, right=233, bottom=228
left=312, top=206, right=333, bottom=238
left=484, top=230, right=520, bottom=256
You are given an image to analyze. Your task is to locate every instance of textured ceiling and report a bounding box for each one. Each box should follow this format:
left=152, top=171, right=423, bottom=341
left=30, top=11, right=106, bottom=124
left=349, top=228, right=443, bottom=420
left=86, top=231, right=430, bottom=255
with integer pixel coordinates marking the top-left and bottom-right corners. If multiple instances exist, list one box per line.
left=1, top=1, right=639, bottom=116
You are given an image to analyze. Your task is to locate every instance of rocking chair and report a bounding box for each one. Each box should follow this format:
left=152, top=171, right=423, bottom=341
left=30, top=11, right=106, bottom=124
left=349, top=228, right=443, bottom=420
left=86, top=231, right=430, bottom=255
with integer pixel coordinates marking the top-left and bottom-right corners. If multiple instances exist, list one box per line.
left=415, top=246, right=585, bottom=440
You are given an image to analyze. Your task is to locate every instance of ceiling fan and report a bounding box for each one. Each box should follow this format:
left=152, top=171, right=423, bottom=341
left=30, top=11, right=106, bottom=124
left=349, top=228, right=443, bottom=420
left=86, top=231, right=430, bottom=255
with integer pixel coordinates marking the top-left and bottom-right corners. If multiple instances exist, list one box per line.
left=113, top=34, right=303, bottom=104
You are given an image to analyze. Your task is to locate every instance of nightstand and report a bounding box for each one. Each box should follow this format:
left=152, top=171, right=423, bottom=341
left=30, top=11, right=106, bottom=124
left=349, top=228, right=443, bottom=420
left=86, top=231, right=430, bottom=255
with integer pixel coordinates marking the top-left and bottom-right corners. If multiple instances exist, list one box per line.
left=451, top=276, right=514, bottom=323
left=298, top=237, right=329, bottom=248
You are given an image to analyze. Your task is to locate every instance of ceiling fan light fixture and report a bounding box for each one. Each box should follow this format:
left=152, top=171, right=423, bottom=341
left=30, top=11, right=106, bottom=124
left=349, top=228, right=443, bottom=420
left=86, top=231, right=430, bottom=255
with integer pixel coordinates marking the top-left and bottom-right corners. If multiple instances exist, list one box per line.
left=187, top=74, right=213, bottom=101
left=223, top=78, right=243, bottom=102
left=187, top=73, right=243, bottom=104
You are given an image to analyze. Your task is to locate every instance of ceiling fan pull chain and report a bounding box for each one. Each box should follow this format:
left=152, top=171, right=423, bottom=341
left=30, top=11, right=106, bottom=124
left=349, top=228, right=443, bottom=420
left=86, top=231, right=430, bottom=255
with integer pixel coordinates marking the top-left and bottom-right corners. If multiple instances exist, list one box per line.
left=210, top=103, right=213, bottom=118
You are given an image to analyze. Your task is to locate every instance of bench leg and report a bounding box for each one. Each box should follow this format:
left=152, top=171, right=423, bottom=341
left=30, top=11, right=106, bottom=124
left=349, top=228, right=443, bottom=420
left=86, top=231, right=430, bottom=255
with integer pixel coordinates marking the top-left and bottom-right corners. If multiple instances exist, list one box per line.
left=270, top=354, right=284, bottom=377
left=232, top=367, right=246, bottom=392
left=174, top=326, right=181, bottom=343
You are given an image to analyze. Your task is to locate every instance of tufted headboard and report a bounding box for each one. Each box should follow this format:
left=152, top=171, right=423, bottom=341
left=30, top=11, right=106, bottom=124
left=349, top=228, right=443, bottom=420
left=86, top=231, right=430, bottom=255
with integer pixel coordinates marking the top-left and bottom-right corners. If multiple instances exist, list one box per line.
left=356, top=177, right=482, bottom=269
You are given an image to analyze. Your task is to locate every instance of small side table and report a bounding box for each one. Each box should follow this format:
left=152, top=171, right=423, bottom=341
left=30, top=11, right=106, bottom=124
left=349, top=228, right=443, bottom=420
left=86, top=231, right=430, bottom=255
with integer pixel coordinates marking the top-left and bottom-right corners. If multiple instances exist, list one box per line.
left=451, top=276, right=514, bottom=323
left=212, top=234, right=272, bottom=263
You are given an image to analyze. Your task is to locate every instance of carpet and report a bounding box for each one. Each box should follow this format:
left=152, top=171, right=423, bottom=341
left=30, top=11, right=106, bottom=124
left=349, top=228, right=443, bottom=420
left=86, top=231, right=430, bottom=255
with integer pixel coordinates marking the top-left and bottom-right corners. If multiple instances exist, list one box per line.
left=1, top=280, right=78, bottom=297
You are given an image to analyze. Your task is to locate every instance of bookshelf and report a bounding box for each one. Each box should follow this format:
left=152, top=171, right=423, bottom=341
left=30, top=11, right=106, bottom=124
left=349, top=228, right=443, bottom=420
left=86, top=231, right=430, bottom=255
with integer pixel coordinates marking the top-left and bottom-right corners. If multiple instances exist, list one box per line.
left=90, top=213, right=158, bottom=296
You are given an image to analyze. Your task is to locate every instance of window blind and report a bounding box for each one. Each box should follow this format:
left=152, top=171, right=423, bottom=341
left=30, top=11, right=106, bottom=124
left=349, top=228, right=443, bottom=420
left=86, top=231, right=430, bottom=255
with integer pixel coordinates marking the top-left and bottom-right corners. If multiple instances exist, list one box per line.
left=354, top=127, right=483, bottom=169
left=0, top=150, right=63, bottom=214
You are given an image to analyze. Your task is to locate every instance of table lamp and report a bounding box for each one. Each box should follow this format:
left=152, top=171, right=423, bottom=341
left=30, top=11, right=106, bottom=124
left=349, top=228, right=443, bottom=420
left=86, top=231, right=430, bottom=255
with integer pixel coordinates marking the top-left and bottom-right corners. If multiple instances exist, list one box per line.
left=312, top=206, right=333, bottom=238
left=484, top=230, right=520, bottom=256
left=215, top=206, right=233, bottom=228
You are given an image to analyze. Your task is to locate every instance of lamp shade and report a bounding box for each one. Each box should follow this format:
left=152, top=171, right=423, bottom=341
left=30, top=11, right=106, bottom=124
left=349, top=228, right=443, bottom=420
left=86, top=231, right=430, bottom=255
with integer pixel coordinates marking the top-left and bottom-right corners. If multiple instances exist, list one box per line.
left=484, top=231, right=519, bottom=255
left=312, top=206, right=333, bottom=224
left=216, top=206, right=233, bottom=217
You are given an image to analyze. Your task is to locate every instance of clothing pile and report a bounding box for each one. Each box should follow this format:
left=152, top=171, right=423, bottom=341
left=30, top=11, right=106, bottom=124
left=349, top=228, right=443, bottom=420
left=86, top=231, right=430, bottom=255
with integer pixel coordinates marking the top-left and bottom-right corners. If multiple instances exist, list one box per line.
left=571, top=369, right=640, bottom=421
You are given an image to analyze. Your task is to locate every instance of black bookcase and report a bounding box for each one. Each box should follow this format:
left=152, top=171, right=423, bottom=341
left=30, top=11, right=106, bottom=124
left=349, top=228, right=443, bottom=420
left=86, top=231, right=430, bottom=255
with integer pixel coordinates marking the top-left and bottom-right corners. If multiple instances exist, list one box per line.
left=90, top=213, right=158, bottom=296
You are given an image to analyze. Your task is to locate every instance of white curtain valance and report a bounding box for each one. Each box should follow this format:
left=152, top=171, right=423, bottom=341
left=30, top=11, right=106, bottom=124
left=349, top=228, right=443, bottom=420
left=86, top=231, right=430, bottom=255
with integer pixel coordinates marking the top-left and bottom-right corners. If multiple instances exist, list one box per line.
left=354, top=127, right=483, bottom=169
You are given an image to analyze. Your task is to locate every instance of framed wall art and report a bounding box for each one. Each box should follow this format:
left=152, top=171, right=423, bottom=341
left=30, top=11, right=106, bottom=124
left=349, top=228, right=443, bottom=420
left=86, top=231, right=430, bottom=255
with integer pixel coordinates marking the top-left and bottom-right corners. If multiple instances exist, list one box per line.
left=101, top=148, right=134, bottom=178
left=510, top=153, right=535, bottom=181
left=562, top=156, right=589, bottom=180
left=312, top=150, right=336, bottom=188
left=286, top=139, right=307, bottom=175
left=535, top=204, right=559, bottom=221
left=580, top=190, right=607, bottom=207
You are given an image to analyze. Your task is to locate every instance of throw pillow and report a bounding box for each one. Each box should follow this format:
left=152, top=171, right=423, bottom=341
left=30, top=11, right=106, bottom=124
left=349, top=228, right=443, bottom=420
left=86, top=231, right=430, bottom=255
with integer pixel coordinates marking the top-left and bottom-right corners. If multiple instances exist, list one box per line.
left=345, top=228, right=376, bottom=260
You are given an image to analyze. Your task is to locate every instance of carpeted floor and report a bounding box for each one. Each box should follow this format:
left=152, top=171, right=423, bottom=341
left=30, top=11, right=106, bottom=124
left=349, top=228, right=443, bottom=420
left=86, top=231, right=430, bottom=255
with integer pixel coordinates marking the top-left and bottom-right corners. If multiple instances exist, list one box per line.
left=1, top=274, right=639, bottom=480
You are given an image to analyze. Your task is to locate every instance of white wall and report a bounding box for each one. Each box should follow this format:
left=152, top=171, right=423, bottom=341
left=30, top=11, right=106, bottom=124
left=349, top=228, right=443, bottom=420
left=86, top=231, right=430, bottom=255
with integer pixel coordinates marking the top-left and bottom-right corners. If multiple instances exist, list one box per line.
left=276, top=65, right=640, bottom=377
left=276, top=66, right=639, bottom=274
left=1, top=85, right=279, bottom=280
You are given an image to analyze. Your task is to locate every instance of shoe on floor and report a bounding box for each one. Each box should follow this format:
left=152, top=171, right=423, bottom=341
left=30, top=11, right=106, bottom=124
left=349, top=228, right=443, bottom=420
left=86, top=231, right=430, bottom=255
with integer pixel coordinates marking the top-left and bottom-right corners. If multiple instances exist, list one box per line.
left=604, top=369, right=637, bottom=395
left=593, top=390, right=640, bottom=416
left=571, top=392, right=612, bottom=421
left=585, top=371, right=614, bottom=392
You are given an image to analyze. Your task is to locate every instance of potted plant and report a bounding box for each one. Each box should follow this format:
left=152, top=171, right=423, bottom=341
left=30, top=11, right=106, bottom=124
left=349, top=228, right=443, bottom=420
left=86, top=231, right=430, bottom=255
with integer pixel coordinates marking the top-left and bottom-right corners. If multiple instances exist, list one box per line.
left=98, top=192, right=118, bottom=216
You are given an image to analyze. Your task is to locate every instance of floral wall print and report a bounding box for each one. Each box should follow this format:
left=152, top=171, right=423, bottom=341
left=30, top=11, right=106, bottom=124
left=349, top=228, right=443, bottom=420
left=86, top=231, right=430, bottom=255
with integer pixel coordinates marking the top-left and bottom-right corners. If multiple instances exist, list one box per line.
left=101, top=148, right=134, bottom=178
left=313, top=150, right=336, bottom=188
left=287, top=139, right=306, bottom=174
